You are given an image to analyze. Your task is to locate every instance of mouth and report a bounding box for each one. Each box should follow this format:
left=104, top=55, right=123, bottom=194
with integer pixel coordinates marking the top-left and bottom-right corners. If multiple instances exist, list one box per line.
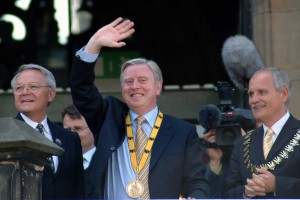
left=21, top=99, right=34, bottom=103
left=251, top=104, right=265, bottom=110
left=131, top=93, right=144, bottom=97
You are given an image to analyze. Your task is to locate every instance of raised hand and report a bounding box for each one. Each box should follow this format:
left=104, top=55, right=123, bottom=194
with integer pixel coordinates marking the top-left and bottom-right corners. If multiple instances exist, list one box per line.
left=85, top=17, right=135, bottom=54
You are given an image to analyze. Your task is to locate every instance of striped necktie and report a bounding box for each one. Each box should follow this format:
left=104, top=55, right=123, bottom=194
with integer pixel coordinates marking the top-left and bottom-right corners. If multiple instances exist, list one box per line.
left=36, top=123, right=55, bottom=173
left=136, top=116, right=150, bottom=199
left=263, top=128, right=274, bottom=159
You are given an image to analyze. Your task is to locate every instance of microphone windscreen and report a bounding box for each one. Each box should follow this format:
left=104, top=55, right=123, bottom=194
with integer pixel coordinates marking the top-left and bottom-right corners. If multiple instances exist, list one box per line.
left=198, top=104, right=222, bottom=132
left=222, top=35, right=265, bottom=90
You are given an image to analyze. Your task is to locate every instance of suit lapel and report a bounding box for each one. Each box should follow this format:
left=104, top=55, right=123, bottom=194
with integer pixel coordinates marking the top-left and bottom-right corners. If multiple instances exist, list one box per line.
left=267, top=116, right=299, bottom=160
left=15, top=113, right=23, bottom=121
left=252, top=127, right=266, bottom=163
left=47, top=119, right=65, bottom=174
left=149, top=116, right=173, bottom=171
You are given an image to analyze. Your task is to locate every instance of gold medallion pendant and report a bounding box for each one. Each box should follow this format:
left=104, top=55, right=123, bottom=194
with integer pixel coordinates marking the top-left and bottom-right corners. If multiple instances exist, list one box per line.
left=126, top=179, right=144, bottom=198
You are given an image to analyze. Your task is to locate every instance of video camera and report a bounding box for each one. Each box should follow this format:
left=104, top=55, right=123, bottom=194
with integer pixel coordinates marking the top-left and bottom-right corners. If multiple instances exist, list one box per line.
left=215, top=81, right=256, bottom=146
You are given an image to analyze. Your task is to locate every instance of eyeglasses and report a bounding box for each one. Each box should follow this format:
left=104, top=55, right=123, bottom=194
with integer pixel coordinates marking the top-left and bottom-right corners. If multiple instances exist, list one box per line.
left=66, top=126, right=89, bottom=133
left=13, top=83, right=51, bottom=95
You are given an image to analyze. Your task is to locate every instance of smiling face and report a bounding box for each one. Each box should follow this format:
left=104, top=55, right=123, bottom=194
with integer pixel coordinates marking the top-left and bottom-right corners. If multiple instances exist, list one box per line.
left=248, top=71, right=288, bottom=127
left=14, top=69, right=56, bottom=122
left=121, top=64, right=162, bottom=115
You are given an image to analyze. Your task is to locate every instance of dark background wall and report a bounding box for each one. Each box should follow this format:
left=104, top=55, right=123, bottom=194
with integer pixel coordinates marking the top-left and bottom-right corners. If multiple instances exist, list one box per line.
left=0, top=0, right=248, bottom=90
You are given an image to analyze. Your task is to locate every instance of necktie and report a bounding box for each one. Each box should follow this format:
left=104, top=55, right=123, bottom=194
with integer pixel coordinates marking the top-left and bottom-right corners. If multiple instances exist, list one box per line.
left=263, top=128, right=274, bottom=159
left=36, top=123, right=55, bottom=173
left=136, top=116, right=150, bottom=199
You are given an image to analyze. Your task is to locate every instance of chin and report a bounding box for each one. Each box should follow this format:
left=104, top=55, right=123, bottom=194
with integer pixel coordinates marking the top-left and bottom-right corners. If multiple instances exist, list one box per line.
left=18, top=107, right=34, bottom=113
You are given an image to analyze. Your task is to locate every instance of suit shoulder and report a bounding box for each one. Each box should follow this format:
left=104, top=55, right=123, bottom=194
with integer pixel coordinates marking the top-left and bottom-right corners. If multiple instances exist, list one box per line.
left=291, top=115, right=300, bottom=125
left=104, top=95, right=128, bottom=110
left=163, top=114, right=195, bottom=128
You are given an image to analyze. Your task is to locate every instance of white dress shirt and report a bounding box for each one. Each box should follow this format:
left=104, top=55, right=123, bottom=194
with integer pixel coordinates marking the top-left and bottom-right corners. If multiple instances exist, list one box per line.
left=83, top=146, right=96, bottom=170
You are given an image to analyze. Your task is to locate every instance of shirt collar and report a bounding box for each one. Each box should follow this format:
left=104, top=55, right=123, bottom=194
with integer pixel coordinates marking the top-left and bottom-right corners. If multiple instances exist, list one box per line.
left=263, top=111, right=290, bottom=136
left=20, top=113, right=50, bottom=136
left=83, top=146, right=96, bottom=162
left=129, top=106, right=158, bottom=128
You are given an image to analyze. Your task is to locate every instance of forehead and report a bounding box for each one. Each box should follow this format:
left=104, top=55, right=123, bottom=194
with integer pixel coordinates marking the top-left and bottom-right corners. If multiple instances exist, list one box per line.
left=249, top=71, right=273, bottom=89
left=63, top=115, right=86, bottom=125
left=16, top=69, right=45, bottom=82
left=123, top=64, right=154, bottom=78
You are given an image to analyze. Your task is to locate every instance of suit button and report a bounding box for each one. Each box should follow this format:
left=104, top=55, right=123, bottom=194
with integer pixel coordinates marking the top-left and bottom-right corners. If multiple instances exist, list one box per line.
left=99, top=168, right=104, bottom=173
left=110, top=147, right=115, bottom=151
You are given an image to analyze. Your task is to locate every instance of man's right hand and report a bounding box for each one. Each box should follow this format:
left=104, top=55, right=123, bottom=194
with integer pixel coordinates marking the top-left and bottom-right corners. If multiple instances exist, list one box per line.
left=85, top=17, right=135, bottom=54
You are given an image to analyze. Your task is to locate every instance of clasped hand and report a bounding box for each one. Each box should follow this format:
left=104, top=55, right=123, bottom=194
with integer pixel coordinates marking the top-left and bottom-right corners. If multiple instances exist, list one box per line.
left=244, top=168, right=276, bottom=198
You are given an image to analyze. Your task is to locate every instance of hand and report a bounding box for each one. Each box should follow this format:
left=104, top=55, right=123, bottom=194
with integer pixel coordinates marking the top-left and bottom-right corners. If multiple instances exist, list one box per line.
left=256, top=168, right=276, bottom=193
left=203, top=129, right=223, bottom=167
left=244, top=174, right=266, bottom=198
left=85, top=17, right=135, bottom=54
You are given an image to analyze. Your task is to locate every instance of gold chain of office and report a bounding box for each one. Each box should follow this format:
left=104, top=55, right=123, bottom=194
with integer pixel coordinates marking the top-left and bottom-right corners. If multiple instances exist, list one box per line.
left=125, top=111, right=163, bottom=174
left=243, top=129, right=300, bottom=174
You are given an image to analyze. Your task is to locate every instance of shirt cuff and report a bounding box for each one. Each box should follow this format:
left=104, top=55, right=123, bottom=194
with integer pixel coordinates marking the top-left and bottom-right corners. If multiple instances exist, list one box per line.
left=75, top=46, right=99, bottom=63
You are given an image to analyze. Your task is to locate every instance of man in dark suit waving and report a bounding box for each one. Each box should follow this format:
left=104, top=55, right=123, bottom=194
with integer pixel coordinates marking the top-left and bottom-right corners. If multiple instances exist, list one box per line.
left=227, top=67, right=300, bottom=198
left=11, top=64, right=85, bottom=199
left=70, top=17, right=209, bottom=199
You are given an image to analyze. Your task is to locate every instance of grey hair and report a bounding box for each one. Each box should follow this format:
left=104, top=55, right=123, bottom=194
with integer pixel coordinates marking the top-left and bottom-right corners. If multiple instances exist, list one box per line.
left=120, top=58, right=163, bottom=85
left=254, top=67, right=292, bottom=104
left=11, top=63, right=56, bottom=89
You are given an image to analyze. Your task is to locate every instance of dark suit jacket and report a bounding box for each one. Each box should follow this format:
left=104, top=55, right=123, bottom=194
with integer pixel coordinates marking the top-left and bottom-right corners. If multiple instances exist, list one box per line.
left=16, top=114, right=85, bottom=200
left=70, top=57, right=209, bottom=199
left=84, top=147, right=102, bottom=199
left=227, top=115, right=300, bottom=198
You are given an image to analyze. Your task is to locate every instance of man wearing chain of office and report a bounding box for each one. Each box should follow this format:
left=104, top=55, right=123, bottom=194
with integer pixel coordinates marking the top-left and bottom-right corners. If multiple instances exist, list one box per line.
left=227, top=67, right=300, bottom=198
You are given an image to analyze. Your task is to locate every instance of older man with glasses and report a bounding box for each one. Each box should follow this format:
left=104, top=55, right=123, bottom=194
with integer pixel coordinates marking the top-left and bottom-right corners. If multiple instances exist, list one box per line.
left=11, top=63, right=85, bottom=199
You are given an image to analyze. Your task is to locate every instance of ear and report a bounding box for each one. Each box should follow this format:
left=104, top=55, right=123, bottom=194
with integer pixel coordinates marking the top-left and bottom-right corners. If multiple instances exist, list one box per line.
left=48, top=88, right=56, bottom=103
left=281, top=86, right=289, bottom=103
left=156, top=81, right=163, bottom=96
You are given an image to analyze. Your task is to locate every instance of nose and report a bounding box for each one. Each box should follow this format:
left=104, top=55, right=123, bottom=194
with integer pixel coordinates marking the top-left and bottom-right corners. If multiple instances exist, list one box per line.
left=20, top=85, right=31, bottom=95
left=131, top=80, right=140, bottom=89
